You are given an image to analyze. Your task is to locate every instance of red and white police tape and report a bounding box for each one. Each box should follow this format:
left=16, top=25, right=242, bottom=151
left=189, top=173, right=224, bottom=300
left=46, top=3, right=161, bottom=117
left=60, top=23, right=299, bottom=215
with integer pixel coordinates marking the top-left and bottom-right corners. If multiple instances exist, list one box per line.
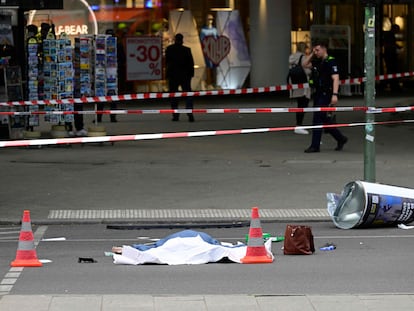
left=1, top=71, right=413, bottom=108
left=1, top=106, right=413, bottom=116
left=1, top=119, right=413, bottom=148
left=0, top=106, right=366, bottom=116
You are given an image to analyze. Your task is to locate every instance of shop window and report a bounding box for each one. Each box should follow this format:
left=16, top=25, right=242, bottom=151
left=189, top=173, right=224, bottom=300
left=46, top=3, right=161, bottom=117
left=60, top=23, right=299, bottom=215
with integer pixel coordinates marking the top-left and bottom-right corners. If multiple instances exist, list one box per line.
left=381, top=4, right=408, bottom=75
left=323, top=5, right=354, bottom=27
left=291, top=0, right=313, bottom=31
left=323, top=4, right=355, bottom=44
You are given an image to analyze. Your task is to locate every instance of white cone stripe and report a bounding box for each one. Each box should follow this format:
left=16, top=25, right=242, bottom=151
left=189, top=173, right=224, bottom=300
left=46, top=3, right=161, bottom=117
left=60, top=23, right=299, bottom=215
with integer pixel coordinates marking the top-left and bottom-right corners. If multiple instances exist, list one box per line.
left=16, top=240, right=35, bottom=251
left=247, top=237, right=264, bottom=246
left=21, top=222, right=32, bottom=231
left=250, top=218, right=261, bottom=228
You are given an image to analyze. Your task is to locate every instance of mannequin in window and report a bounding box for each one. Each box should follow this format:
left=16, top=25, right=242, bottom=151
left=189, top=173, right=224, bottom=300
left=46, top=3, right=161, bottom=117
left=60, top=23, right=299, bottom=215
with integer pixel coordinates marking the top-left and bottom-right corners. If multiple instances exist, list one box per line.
left=200, top=14, right=218, bottom=90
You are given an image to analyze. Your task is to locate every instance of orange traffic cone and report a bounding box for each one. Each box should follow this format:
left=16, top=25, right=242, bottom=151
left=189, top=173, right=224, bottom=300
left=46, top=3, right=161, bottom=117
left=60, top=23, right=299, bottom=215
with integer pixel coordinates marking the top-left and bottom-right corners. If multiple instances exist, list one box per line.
left=241, top=207, right=273, bottom=264
left=11, top=210, right=42, bottom=267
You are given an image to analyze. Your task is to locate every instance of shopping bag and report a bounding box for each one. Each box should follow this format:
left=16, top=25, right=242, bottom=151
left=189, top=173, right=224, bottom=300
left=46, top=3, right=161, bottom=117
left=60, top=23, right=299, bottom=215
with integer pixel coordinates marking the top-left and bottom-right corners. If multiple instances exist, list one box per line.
left=283, top=224, right=315, bottom=255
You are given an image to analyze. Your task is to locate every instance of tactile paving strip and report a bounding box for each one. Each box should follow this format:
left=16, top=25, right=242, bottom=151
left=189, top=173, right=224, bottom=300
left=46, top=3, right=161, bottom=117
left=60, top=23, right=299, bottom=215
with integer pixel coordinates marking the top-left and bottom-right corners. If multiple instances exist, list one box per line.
left=48, top=209, right=329, bottom=220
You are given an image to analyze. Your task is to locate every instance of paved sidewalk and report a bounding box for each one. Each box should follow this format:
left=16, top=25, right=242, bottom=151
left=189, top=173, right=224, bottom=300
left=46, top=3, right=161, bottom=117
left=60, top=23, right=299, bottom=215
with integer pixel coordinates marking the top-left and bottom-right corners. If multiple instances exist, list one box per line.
left=1, top=294, right=414, bottom=310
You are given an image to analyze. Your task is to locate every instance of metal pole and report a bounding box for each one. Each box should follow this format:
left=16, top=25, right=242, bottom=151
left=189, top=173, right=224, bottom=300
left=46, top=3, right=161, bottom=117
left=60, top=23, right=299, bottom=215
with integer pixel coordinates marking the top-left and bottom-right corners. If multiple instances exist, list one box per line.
left=364, top=4, right=376, bottom=182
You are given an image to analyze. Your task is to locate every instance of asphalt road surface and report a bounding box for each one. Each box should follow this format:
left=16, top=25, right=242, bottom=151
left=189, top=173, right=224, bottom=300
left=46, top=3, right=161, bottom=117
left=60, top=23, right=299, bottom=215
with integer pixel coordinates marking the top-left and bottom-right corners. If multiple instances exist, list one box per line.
left=1, top=222, right=414, bottom=296
left=1, top=94, right=413, bottom=223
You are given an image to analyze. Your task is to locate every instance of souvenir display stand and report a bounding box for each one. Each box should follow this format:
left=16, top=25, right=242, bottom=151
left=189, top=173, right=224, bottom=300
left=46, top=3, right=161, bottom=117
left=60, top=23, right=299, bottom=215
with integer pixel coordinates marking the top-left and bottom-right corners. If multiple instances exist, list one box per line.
left=74, top=36, right=94, bottom=98
left=17, top=33, right=119, bottom=139
left=92, top=35, right=117, bottom=135
left=74, top=35, right=95, bottom=132
left=74, top=34, right=118, bottom=136
left=94, top=35, right=118, bottom=97
left=25, top=37, right=41, bottom=139
left=42, top=33, right=74, bottom=137
left=0, top=64, right=25, bottom=139
left=0, top=68, right=8, bottom=139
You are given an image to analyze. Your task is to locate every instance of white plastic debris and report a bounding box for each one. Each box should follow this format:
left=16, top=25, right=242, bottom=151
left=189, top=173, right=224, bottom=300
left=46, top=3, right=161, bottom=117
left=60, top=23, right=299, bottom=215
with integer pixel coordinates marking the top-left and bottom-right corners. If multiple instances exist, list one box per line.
left=41, top=237, right=67, bottom=241
left=398, top=224, right=414, bottom=230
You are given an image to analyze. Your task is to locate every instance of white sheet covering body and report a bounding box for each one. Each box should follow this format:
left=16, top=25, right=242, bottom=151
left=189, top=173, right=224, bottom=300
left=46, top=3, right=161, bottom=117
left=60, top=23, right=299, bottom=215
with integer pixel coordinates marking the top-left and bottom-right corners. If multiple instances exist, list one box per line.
left=113, top=231, right=273, bottom=265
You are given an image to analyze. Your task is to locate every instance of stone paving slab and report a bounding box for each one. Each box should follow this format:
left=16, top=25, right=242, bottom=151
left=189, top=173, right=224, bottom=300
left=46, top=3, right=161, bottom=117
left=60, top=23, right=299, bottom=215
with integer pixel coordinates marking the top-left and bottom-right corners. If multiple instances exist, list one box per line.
left=1, top=294, right=414, bottom=311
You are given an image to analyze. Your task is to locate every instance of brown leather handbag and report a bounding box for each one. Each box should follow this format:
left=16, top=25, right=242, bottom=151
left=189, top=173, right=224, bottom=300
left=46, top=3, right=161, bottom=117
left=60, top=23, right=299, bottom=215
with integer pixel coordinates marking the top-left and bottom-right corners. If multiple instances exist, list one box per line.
left=283, top=225, right=315, bottom=255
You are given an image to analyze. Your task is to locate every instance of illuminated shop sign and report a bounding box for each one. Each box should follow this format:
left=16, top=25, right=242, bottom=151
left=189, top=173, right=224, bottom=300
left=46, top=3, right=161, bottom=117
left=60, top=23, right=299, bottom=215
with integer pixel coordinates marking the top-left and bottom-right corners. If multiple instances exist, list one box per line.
left=56, top=24, right=88, bottom=36
left=27, top=0, right=97, bottom=40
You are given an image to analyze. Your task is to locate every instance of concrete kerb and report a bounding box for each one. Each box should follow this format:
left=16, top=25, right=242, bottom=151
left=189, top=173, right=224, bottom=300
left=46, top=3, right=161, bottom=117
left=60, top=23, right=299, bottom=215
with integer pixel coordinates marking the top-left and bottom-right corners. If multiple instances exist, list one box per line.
left=0, top=216, right=331, bottom=226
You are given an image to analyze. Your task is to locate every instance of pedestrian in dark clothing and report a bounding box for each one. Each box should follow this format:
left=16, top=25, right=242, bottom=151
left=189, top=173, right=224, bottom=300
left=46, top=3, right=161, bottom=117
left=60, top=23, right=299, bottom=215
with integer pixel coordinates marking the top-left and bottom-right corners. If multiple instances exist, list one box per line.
left=165, top=33, right=195, bottom=122
left=304, top=41, right=348, bottom=153
left=382, top=24, right=402, bottom=92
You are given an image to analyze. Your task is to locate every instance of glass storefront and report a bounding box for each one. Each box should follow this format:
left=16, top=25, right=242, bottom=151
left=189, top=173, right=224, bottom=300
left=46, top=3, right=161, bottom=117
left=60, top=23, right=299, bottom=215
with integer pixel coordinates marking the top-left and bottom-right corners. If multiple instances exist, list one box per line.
left=23, top=0, right=250, bottom=43
left=8, top=0, right=414, bottom=91
left=19, top=0, right=254, bottom=93
left=381, top=3, right=409, bottom=75
left=293, top=0, right=413, bottom=81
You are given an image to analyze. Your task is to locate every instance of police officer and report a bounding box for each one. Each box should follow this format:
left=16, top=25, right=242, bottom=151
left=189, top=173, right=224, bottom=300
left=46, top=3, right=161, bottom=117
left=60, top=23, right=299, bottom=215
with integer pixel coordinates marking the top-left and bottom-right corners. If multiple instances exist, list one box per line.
left=304, top=40, right=348, bottom=153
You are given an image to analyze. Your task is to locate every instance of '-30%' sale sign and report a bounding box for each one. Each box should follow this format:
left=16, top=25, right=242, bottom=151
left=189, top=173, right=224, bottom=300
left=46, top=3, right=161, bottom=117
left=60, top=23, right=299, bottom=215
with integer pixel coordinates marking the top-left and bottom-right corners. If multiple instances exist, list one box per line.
left=126, top=36, right=162, bottom=81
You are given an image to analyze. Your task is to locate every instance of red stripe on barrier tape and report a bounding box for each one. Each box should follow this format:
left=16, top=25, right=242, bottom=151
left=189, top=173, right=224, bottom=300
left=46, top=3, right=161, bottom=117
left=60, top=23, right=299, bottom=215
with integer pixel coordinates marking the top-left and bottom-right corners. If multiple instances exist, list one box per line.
left=0, top=106, right=380, bottom=116
left=2, top=105, right=409, bottom=116
left=1, top=119, right=413, bottom=148
left=1, top=71, right=414, bottom=107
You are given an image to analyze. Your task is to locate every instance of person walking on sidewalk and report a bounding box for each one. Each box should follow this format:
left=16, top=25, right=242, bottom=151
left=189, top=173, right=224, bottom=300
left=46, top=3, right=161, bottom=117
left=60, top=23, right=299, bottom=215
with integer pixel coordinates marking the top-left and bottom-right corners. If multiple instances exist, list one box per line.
left=288, top=42, right=311, bottom=135
left=165, top=33, right=195, bottom=122
left=304, top=40, right=348, bottom=153
left=67, top=103, right=88, bottom=137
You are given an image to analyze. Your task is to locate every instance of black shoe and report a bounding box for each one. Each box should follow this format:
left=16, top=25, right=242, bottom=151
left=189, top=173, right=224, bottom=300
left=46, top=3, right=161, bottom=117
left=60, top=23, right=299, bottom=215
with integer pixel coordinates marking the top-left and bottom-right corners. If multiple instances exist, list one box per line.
left=110, top=117, right=117, bottom=123
left=188, top=114, right=194, bottom=122
left=335, top=137, right=348, bottom=151
left=304, top=146, right=320, bottom=153
left=172, top=113, right=179, bottom=121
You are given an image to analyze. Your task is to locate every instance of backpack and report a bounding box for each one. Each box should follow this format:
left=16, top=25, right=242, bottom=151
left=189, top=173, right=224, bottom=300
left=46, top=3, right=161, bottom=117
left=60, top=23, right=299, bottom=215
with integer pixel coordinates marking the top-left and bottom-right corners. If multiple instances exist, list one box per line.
left=287, top=54, right=308, bottom=84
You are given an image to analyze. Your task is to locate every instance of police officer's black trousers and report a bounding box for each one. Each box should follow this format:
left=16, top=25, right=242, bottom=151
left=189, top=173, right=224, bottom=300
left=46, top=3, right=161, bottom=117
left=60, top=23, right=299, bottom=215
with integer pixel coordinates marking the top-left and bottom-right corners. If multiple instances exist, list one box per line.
left=310, top=93, right=346, bottom=149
